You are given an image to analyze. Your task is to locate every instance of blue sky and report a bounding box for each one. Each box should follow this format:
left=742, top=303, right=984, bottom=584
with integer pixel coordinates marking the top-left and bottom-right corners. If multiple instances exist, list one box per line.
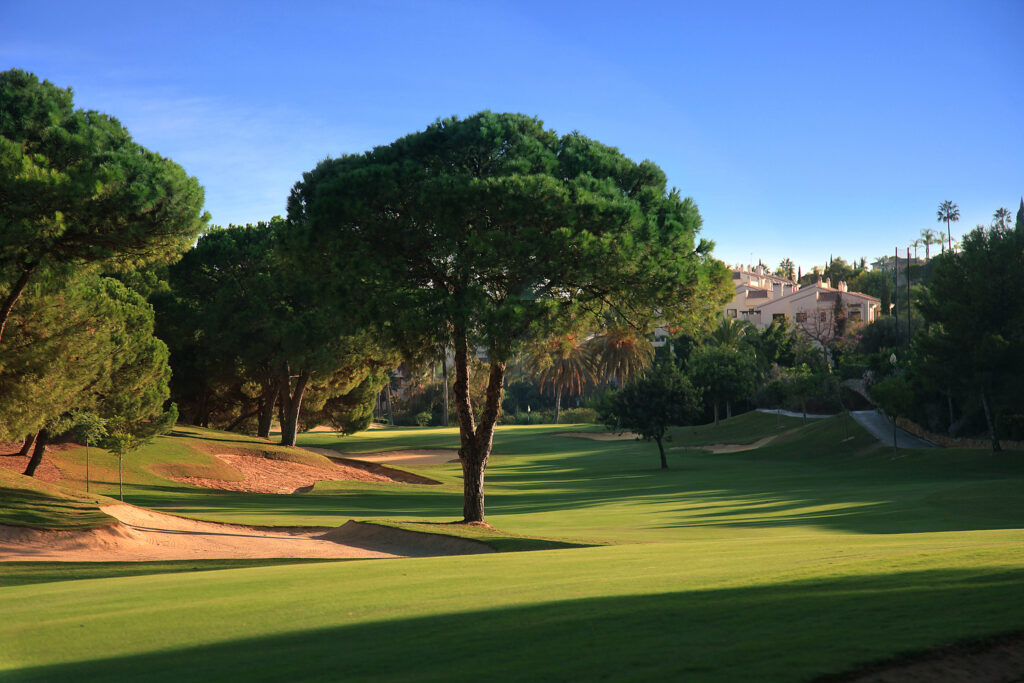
left=3, top=0, right=1022, bottom=272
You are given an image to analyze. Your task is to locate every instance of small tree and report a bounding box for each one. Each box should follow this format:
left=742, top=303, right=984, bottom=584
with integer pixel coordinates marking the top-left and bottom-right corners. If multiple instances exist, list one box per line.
left=599, top=360, right=700, bottom=469
left=101, top=406, right=177, bottom=502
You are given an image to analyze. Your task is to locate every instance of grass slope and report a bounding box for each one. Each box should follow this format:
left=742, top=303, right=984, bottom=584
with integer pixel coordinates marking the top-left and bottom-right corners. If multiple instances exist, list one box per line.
left=1, top=414, right=1023, bottom=681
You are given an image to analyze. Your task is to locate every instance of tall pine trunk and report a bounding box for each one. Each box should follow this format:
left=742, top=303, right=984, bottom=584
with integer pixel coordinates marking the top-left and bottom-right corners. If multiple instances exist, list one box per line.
left=442, top=349, right=449, bottom=427
left=452, top=326, right=505, bottom=523
left=257, top=377, right=278, bottom=438
left=22, top=429, right=49, bottom=477
left=554, top=389, right=562, bottom=424
left=656, top=434, right=668, bottom=469
left=980, top=387, right=1002, bottom=453
left=18, top=432, right=36, bottom=456
left=0, top=265, right=35, bottom=349
left=278, top=365, right=310, bottom=447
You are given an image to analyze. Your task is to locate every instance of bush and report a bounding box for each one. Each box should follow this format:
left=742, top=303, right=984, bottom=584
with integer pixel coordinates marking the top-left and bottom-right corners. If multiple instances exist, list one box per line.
left=558, top=407, right=597, bottom=424
left=414, top=411, right=433, bottom=427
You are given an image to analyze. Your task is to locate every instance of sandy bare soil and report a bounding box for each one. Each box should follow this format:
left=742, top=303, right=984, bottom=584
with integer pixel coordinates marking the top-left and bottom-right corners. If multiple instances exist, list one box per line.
left=0, top=504, right=492, bottom=561
left=0, top=454, right=64, bottom=482
left=313, top=447, right=460, bottom=466
left=554, top=431, right=642, bottom=441
left=169, top=449, right=439, bottom=494
left=671, top=435, right=779, bottom=454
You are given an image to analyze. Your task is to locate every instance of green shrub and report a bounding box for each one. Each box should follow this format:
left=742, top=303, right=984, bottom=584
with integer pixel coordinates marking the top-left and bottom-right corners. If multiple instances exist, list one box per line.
left=558, top=407, right=597, bottom=424
left=414, top=411, right=433, bottom=427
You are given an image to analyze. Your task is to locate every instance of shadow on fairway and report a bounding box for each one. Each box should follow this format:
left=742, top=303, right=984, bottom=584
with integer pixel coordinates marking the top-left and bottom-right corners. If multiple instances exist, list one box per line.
left=8, top=567, right=1024, bottom=682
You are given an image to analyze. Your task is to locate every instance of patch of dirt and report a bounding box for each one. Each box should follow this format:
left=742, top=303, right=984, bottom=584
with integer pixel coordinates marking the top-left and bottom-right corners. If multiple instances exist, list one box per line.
left=171, top=452, right=429, bottom=494
left=312, top=447, right=460, bottom=466
left=0, top=504, right=489, bottom=561
left=0, top=454, right=64, bottom=482
left=670, top=435, right=778, bottom=454
left=816, top=631, right=1024, bottom=683
left=554, top=432, right=642, bottom=441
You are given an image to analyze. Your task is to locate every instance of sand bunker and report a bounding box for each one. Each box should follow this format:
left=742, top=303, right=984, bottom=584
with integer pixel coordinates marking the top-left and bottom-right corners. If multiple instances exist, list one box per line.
left=310, top=447, right=461, bottom=466
left=0, top=504, right=491, bottom=561
left=554, top=432, right=642, bottom=441
left=671, top=435, right=778, bottom=454
left=171, top=451, right=438, bottom=494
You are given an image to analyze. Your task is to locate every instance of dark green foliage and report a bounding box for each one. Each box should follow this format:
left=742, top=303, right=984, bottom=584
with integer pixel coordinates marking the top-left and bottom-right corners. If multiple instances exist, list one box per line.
left=0, top=275, right=170, bottom=442
left=0, top=69, right=207, bottom=346
left=598, top=360, right=700, bottom=468
left=288, top=111, right=728, bottom=520
left=158, top=220, right=396, bottom=443
left=914, top=222, right=1024, bottom=450
left=687, top=344, right=758, bottom=425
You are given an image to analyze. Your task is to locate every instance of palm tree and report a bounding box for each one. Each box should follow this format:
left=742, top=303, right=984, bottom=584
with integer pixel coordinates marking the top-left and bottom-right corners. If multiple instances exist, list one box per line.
left=992, top=207, right=1012, bottom=230
left=525, top=334, right=594, bottom=424
left=919, top=228, right=940, bottom=261
left=776, top=258, right=795, bottom=281
left=910, top=238, right=922, bottom=260
left=937, top=200, right=960, bottom=252
left=707, top=315, right=756, bottom=350
left=586, top=326, right=654, bottom=389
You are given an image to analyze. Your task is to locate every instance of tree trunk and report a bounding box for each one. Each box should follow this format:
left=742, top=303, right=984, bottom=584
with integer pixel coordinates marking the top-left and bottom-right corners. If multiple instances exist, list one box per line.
left=713, top=400, right=719, bottom=426
left=452, top=326, right=506, bottom=523
left=554, top=389, right=562, bottom=425
left=0, top=265, right=35, bottom=349
left=226, top=406, right=261, bottom=432
left=442, top=349, right=449, bottom=427
left=278, top=365, right=311, bottom=447
left=980, top=387, right=1001, bottom=453
left=23, top=429, right=49, bottom=477
left=386, top=378, right=394, bottom=426
left=656, top=435, right=668, bottom=470
left=947, top=391, right=955, bottom=434
left=726, top=400, right=732, bottom=419
left=18, top=432, right=36, bottom=457
left=257, top=378, right=278, bottom=438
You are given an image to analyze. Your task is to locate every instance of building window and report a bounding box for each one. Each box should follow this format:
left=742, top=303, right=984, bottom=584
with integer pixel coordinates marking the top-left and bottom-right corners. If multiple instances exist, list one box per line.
left=849, top=306, right=862, bottom=321
left=819, top=311, right=828, bottom=322
left=773, top=313, right=786, bottom=322
left=795, top=311, right=807, bottom=323
left=726, top=308, right=737, bottom=318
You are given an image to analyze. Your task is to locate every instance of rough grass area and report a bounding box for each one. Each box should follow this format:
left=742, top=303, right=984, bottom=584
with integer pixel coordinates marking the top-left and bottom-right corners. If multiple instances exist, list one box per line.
left=0, top=559, right=350, bottom=588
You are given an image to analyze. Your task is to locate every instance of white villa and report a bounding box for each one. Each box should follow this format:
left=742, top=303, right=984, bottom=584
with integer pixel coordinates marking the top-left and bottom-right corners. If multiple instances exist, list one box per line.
left=723, top=265, right=881, bottom=333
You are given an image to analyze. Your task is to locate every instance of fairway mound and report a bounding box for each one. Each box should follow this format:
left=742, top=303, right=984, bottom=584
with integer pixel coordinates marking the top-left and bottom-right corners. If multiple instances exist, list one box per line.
left=818, top=630, right=1024, bottom=683
left=554, top=431, right=641, bottom=441
left=172, top=451, right=425, bottom=494
left=322, top=455, right=441, bottom=485
left=0, top=504, right=405, bottom=561
left=310, top=446, right=459, bottom=466
left=671, top=435, right=778, bottom=453
left=320, top=521, right=496, bottom=557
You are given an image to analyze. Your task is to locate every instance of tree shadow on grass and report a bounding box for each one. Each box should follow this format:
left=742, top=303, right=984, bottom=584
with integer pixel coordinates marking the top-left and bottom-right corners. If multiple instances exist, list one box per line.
left=6, top=567, right=1024, bottom=682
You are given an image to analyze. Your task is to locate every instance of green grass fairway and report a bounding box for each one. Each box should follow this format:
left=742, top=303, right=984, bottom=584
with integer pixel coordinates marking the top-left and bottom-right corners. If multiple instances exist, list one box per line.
left=2, top=413, right=1024, bottom=681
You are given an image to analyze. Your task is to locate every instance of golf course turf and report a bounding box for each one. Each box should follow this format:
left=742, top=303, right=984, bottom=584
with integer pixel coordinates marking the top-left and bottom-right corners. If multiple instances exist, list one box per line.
left=1, top=413, right=1023, bottom=681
